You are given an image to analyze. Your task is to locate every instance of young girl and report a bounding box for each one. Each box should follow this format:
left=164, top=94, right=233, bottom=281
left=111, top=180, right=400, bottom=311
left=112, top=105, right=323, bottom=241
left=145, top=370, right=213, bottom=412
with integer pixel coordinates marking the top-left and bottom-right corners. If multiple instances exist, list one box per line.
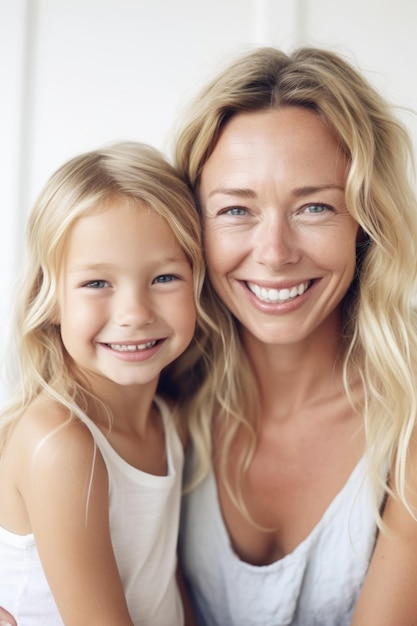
left=0, top=142, right=210, bottom=625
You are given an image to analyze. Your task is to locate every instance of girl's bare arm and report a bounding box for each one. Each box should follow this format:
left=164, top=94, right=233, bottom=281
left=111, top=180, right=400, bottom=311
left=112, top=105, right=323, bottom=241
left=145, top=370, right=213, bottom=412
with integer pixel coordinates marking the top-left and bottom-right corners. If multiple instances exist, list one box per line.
left=0, top=606, right=17, bottom=626
left=15, top=408, right=134, bottom=625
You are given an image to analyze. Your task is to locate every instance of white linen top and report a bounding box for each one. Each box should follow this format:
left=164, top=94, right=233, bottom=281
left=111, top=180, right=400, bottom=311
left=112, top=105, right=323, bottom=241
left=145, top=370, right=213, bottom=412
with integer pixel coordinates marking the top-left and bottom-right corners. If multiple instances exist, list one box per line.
left=0, top=395, right=184, bottom=626
left=179, top=454, right=381, bottom=626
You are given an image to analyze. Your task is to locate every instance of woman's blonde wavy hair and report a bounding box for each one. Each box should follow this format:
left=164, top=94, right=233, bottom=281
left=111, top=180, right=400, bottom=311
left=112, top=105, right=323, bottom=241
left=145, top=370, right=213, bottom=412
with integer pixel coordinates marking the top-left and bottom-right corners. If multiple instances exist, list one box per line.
left=0, top=141, right=213, bottom=455
left=174, top=46, right=417, bottom=525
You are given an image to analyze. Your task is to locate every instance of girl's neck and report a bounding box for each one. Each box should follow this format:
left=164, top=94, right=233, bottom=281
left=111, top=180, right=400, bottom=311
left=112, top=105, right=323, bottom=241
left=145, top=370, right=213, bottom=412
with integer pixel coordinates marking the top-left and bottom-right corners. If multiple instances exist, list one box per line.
left=85, top=380, right=167, bottom=474
left=82, top=376, right=159, bottom=437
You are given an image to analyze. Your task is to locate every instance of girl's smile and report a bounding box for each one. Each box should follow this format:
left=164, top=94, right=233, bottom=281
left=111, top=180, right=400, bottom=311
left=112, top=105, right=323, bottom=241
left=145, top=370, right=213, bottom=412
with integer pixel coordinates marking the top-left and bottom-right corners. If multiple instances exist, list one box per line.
left=58, top=199, right=196, bottom=389
left=98, top=339, right=164, bottom=362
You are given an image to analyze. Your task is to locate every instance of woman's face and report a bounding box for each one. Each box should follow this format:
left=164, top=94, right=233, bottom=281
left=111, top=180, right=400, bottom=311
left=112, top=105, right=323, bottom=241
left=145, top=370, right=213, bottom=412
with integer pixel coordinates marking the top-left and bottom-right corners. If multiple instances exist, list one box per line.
left=199, top=107, right=359, bottom=347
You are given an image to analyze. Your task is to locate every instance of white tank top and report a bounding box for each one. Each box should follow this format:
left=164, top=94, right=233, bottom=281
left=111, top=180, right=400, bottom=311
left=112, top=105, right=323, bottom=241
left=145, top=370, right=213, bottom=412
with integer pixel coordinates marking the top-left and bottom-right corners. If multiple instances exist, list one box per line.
left=0, top=396, right=184, bottom=625
left=179, top=454, right=382, bottom=626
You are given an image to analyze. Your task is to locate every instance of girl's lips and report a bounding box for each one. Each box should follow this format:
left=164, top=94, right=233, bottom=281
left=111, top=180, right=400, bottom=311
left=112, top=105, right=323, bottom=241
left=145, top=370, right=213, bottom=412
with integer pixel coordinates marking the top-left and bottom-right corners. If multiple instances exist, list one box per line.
left=97, top=339, right=165, bottom=361
left=246, top=280, right=312, bottom=304
left=106, top=340, right=157, bottom=352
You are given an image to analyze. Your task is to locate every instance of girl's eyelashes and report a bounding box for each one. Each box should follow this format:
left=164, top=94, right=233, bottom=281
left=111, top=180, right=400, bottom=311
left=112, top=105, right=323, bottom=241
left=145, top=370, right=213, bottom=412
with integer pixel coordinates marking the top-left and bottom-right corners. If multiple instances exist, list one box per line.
left=79, top=273, right=183, bottom=289
left=83, top=279, right=109, bottom=289
left=152, top=274, right=178, bottom=284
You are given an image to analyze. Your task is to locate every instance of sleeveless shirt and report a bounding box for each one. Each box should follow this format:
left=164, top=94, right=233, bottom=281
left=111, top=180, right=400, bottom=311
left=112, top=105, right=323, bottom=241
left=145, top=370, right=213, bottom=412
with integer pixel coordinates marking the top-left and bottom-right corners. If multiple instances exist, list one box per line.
left=0, top=396, right=184, bottom=625
left=179, top=454, right=380, bottom=626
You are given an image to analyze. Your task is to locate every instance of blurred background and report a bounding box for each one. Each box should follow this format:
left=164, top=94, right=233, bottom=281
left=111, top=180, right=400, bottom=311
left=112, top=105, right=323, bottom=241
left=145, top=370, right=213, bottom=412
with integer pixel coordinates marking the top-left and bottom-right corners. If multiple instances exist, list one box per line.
left=1, top=0, right=417, bottom=401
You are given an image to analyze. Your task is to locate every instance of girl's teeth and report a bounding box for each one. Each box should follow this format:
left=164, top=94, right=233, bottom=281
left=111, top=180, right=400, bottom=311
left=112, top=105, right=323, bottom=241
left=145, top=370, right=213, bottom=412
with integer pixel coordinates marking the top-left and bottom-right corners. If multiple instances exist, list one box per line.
left=108, top=341, right=156, bottom=352
left=247, top=281, right=310, bottom=303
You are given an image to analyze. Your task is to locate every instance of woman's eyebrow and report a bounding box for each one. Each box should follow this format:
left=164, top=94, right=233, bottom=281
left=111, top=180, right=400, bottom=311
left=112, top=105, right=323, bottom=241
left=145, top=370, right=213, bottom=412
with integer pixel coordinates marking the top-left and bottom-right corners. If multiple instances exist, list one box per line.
left=292, top=184, right=345, bottom=197
left=207, top=187, right=257, bottom=199
left=207, top=184, right=344, bottom=199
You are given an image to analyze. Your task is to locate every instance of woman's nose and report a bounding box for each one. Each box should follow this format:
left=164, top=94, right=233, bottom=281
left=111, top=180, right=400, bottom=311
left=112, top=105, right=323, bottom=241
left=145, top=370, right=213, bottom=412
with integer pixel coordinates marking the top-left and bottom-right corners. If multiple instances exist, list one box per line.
left=253, top=214, right=300, bottom=269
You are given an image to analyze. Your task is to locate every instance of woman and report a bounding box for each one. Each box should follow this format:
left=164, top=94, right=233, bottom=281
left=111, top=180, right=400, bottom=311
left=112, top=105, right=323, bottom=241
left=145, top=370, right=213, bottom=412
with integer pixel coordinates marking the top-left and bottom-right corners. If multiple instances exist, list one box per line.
left=175, top=47, right=417, bottom=625
left=1, top=45, right=417, bottom=626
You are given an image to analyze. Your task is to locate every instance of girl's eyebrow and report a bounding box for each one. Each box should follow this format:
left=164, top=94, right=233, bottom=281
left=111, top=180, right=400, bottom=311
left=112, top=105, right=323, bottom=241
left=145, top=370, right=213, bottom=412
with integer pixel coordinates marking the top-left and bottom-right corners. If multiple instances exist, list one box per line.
left=68, top=257, right=190, bottom=273
left=207, top=184, right=344, bottom=199
left=68, top=262, right=111, bottom=273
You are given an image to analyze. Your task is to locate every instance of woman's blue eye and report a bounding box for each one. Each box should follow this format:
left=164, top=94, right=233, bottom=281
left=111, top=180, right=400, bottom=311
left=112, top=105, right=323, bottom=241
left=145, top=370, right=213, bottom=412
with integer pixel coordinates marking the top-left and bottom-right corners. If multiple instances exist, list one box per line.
left=85, top=280, right=108, bottom=288
left=225, top=207, right=247, bottom=216
left=304, top=204, right=328, bottom=214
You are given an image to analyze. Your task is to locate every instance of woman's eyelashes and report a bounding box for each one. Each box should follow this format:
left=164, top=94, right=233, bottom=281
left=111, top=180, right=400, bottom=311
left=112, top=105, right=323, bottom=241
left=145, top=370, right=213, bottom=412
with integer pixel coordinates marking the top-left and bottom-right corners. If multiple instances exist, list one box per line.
left=216, top=206, right=249, bottom=217
left=215, top=202, right=338, bottom=218
left=301, top=203, right=334, bottom=215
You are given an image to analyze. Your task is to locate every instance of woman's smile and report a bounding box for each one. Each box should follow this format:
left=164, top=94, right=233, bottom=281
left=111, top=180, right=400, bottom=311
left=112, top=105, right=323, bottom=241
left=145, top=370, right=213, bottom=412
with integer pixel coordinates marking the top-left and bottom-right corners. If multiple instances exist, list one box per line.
left=246, top=280, right=312, bottom=304
left=200, top=106, right=359, bottom=346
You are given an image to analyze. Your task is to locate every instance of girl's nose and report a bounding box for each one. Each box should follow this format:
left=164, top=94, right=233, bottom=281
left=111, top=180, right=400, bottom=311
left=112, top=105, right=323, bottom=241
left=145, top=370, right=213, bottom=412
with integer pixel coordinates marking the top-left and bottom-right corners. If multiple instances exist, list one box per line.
left=115, top=291, right=156, bottom=328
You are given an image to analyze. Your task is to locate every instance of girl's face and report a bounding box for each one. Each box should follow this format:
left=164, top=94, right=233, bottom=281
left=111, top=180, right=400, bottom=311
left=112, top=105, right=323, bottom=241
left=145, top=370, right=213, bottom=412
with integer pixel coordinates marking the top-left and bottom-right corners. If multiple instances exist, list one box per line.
left=199, top=107, right=359, bottom=348
left=57, top=199, right=196, bottom=390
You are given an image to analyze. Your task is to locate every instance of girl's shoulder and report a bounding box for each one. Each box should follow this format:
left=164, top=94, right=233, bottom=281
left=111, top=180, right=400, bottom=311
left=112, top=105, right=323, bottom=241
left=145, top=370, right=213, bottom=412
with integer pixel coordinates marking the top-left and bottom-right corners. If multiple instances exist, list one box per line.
left=15, top=393, right=90, bottom=445
left=8, top=392, right=101, bottom=481
left=0, top=393, right=107, bottom=535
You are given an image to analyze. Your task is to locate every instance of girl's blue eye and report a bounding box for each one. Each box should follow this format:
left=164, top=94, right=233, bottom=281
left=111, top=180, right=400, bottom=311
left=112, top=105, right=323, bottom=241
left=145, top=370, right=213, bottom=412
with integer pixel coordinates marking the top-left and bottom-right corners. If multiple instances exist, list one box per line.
left=153, top=274, right=176, bottom=284
left=85, top=280, right=108, bottom=288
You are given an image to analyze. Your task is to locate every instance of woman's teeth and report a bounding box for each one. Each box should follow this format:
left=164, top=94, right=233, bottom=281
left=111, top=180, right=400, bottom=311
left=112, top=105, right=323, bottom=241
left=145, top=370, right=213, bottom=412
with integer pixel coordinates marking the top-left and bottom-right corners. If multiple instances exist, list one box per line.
left=247, top=281, right=310, bottom=303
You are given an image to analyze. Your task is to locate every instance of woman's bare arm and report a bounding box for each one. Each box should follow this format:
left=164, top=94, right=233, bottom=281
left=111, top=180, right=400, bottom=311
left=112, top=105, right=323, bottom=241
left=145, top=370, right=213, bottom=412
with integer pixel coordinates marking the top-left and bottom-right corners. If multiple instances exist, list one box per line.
left=352, top=468, right=417, bottom=625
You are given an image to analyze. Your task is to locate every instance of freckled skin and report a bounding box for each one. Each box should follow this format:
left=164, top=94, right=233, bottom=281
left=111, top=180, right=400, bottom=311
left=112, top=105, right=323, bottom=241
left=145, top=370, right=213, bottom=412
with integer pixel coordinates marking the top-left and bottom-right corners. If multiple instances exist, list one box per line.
left=200, top=107, right=359, bottom=349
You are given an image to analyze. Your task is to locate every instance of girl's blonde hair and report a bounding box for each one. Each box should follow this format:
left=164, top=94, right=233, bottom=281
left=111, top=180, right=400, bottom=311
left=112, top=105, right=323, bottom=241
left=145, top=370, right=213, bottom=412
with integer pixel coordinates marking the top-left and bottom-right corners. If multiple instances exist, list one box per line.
left=175, top=46, right=417, bottom=525
left=0, top=141, right=212, bottom=453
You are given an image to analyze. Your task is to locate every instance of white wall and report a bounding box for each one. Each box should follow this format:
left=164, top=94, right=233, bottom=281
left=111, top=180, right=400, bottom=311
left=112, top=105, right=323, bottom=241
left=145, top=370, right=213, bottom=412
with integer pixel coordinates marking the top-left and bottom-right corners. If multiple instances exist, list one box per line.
left=1, top=0, right=417, bottom=401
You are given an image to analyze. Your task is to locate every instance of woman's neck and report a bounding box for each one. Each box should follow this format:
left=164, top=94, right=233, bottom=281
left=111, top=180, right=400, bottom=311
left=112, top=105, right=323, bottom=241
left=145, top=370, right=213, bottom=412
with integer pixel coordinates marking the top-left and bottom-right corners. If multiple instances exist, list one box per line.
left=241, top=317, right=349, bottom=421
